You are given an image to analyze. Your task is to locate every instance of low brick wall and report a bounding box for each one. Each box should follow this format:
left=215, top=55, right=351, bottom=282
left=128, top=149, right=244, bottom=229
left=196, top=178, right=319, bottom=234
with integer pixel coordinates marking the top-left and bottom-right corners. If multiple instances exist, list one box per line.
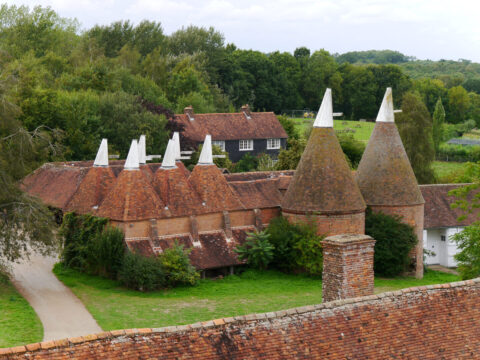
left=2, top=279, right=480, bottom=359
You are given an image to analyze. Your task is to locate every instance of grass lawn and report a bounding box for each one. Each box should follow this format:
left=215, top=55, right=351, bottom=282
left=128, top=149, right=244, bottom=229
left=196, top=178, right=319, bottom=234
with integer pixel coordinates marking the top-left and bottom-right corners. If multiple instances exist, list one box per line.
left=0, top=273, right=42, bottom=348
left=53, top=264, right=459, bottom=331
left=290, top=118, right=375, bottom=143
left=432, top=161, right=468, bottom=183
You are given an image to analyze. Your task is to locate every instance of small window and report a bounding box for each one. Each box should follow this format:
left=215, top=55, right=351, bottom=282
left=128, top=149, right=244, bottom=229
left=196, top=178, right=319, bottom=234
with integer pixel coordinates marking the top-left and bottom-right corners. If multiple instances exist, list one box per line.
left=440, top=235, right=446, bottom=242
left=212, top=140, right=225, bottom=151
left=239, top=139, right=253, bottom=151
left=267, top=138, right=281, bottom=150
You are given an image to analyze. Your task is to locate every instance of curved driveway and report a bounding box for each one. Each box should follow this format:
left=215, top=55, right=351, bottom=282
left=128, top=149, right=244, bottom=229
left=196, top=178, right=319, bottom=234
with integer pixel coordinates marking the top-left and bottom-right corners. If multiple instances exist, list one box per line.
left=8, top=253, right=102, bottom=341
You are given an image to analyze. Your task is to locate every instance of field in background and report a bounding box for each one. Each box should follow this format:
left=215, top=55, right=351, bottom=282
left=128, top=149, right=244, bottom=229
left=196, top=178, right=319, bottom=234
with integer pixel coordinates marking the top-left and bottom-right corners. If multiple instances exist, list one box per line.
left=0, top=273, right=42, bottom=348
left=290, top=118, right=375, bottom=142
left=432, top=161, right=469, bottom=183
left=53, top=265, right=458, bottom=332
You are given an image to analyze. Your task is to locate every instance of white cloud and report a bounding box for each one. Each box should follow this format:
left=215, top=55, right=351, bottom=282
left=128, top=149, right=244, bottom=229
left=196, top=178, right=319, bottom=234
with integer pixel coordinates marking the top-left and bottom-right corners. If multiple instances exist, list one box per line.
left=3, top=0, right=480, bottom=60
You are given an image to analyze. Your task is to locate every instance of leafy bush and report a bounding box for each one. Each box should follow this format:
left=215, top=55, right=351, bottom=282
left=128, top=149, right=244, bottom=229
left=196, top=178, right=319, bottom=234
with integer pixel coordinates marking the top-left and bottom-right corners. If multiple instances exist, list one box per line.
left=232, top=153, right=259, bottom=172
left=118, top=252, right=165, bottom=291
left=266, top=216, right=324, bottom=275
left=337, top=133, right=365, bottom=169
left=235, top=230, right=275, bottom=269
left=158, top=242, right=199, bottom=286
left=256, top=153, right=276, bottom=171
left=365, top=209, right=417, bottom=276
left=437, top=143, right=480, bottom=162
left=442, top=123, right=459, bottom=141
left=452, top=224, right=480, bottom=280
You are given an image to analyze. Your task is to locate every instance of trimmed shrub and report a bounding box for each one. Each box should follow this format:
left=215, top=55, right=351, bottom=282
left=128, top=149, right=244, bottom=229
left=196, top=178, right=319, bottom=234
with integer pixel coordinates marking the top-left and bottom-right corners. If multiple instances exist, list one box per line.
left=235, top=230, right=275, bottom=269
left=365, top=209, right=417, bottom=276
left=158, top=242, right=199, bottom=286
left=118, top=252, right=165, bottom=291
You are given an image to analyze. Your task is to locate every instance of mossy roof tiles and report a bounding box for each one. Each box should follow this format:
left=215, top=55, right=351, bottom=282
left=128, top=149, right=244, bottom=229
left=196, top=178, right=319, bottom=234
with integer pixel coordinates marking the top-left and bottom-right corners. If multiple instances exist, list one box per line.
left=356, top=122, right=424, bottom=206
left=281, top=127, right=366, bottom=214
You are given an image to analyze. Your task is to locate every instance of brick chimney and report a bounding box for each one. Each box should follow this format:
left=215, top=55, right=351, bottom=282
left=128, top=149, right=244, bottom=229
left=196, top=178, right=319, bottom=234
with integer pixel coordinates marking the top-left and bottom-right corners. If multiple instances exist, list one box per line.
left=322, top=234, right=375, bottom=302
left=241, top=104, right=251, bottom=119
left=184, top=105, right=194, bottom=121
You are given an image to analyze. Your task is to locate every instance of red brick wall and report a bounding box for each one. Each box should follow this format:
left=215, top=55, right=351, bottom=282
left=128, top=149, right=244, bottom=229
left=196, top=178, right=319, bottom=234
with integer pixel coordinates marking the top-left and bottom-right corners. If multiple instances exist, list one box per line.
left=282, top=211, right=365, bottom=236
left=322, top=235, right=375, bottom=302
left=3, top=279, right=480, bottom=359
left=371, top=204, right=424, bottom=278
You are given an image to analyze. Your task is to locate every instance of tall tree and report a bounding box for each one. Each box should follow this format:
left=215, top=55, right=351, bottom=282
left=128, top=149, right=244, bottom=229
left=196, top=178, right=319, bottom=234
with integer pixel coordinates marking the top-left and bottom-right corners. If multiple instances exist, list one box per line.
left=432, top=97, right=445, bottom=153
left=448, top=85, right=470, bottom=123
left=0, top=75, right=58, bottom=265
left=396, top=91, right=435, bottom=184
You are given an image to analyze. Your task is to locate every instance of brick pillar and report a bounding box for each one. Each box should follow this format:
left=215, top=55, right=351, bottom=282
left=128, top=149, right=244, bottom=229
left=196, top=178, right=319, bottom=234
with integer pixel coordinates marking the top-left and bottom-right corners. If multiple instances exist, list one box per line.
left=322, top=234, right=375, bottom=302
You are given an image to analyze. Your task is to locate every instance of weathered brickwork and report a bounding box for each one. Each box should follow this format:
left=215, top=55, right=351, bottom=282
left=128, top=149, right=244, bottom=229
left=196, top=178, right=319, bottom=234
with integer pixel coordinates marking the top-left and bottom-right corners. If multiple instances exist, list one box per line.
left=371, top=204, right=424, bottom=278
left=282, top=211, right=365, bottom=236
left=2, top=280, right=480, bottom=359
left=322, top=234, right=375, bottom=302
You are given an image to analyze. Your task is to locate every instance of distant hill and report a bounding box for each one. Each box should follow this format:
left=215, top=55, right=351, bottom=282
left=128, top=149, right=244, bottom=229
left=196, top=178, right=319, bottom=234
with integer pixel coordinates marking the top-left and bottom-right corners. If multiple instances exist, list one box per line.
left=336, top=50, right=480, bottom=90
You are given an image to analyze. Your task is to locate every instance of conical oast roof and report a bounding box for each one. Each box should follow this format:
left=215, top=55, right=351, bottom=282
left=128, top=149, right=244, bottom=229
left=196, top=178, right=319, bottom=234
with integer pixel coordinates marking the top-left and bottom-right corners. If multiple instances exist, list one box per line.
left=281, top=127, right=366, bottom=214
left=97, top=169, right=165, bottom=221
left=153, top=167, right=204, bottom=217
left=66, top=166, right=116, bottom=214
left=356, top=88, right=424, bottom=206
left=281, top=88, right=365, bottom=214
left=189, top=165, right=244, bottom=212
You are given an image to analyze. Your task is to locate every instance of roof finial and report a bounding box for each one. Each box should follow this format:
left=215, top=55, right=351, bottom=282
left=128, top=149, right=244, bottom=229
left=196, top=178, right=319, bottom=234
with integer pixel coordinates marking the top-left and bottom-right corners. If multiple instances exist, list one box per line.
left=313, top=88, right=333, bottom=128
left=172, top=132, right=181, bottom=160
left=93, top=138, right=109, bottom=167
left=161, top=139, right=177, bottom=169
left=198, top=134, right=214, bottom=165
left=124, top=139, right=140, bottom=170
left=376, top=87, right=394, bottom=123
left=138, top=135, right=146, bottom=164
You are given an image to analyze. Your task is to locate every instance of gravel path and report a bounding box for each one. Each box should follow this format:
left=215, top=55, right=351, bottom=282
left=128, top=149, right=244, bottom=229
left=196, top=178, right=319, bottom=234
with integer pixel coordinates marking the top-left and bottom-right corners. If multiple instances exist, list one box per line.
left=8, top=253, right=102, bottom=341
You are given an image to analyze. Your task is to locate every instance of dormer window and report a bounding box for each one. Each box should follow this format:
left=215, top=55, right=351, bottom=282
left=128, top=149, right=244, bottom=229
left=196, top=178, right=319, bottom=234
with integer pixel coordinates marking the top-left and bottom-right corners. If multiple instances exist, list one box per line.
left=239, top=139, right=253, bottom=151
left=267, top=138, right=281, bottom=150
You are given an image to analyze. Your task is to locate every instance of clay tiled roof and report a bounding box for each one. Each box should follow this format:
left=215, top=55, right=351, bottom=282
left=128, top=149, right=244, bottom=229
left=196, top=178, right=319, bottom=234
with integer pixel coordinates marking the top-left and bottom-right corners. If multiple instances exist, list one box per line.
left=4, top=280, right=480, bottom=360
left=282, top=127, right=366, bottom=215
left=152, top=167, right=204, bottom=217
left=97, top=169, right=166, bottom=221
left=136, top=228, right=252, bottom=270
left=21, top=163, right=88, bottom=209
left=421, top=184, right=480, bottom=228
left=175, top=112, right=287, bottom=142
left=66, top=167, right=116, bottom=214
left=189, top=165, right=244, bottom=212
left=356, top=122, right=424, bottom=206
left=230, top=179, right=283, bottom=209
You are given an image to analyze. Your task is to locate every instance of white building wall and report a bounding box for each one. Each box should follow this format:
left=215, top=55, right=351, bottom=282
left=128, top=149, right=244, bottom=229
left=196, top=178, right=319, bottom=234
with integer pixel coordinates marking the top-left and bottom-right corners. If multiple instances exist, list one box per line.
left=423, top=227, right=463, bottom=267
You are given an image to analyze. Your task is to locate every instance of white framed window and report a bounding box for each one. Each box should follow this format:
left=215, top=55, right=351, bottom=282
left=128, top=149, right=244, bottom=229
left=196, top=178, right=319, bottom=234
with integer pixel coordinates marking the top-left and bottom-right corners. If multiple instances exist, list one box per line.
left=212, top=140, right=225, bottom=151
left=239, top=139, right=253, bottom=151
left=267, top=138, right=281, bottom=150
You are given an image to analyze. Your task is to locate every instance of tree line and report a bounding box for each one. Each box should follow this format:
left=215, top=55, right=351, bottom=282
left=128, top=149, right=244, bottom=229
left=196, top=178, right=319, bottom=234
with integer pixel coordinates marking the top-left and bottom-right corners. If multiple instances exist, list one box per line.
left=2, top=5, right=480, bottom=162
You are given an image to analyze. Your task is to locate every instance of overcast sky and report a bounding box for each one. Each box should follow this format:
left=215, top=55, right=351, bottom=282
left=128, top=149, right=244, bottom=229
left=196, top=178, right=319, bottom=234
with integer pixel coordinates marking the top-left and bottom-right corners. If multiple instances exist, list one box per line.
left=5, top=0, right=480, bottom=61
